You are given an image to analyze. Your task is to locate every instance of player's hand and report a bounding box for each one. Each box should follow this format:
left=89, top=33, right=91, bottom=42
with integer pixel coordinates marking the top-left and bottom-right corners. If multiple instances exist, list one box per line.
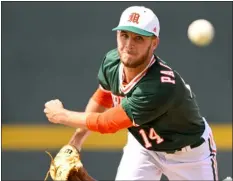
left=44, top=99, right=68, bottom=124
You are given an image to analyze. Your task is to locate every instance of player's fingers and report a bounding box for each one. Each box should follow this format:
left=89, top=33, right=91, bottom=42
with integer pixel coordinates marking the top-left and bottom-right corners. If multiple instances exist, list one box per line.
left=44, top=108, right=49, bottom=114
left=45, top=113, right=53, bottom=121
left=45, top=100, right=53, bottom=107
left=45, top=100, right=62, bottom=108
left=54, top=99, right=62, bottom=105
left=47, top=116, right=58, bottom=124
left=45, top=101, right=56, bottom=109
left=48, top=117, right=53, bottom=123
left=51, top=99, right=59, bottom=103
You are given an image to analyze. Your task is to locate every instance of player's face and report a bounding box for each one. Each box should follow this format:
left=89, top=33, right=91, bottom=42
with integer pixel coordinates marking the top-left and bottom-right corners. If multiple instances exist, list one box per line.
left=117, top=30, right=158, bottom=68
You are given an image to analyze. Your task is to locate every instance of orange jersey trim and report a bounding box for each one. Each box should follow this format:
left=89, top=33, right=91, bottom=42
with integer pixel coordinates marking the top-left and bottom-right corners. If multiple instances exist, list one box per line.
left=86, top=106, right=133, bottom=133
left=91, top=87, right=113, bottom=108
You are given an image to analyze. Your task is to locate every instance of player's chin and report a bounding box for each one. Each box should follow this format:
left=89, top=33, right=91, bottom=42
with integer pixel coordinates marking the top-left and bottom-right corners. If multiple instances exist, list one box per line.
left=121, top=60, right=139, bottom=68
left=120, top=54, right=140, bottom=68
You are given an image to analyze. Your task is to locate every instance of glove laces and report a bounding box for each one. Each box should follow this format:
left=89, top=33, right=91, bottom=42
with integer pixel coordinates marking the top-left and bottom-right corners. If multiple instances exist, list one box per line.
left=44, top=151, right=57, bottom=181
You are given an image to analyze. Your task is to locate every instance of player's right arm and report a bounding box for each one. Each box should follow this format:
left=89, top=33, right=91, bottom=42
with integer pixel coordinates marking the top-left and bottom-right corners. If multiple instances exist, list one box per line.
left=68, top=86, right=113, bottom=151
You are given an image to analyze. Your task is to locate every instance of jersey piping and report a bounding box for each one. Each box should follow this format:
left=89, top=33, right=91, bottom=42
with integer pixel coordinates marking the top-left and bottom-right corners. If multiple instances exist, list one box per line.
left=119, top=56, right=156, bottom=94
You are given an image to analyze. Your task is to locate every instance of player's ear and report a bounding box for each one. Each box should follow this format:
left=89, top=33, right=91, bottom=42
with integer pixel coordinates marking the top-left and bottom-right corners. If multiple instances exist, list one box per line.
left=151, top=36, right=159, bottom=50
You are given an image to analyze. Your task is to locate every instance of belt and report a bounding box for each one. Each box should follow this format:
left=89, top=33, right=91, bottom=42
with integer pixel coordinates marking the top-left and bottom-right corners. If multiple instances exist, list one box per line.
left=166, top=137, right=205, bottom=154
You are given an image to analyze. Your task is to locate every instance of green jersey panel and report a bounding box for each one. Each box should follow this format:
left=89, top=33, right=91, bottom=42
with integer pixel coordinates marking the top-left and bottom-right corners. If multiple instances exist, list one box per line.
left=97, top=48, right=205, bottom=151
left=121, top=75, right=176, bottom=126
left=97, top=48, right=121, bottom=95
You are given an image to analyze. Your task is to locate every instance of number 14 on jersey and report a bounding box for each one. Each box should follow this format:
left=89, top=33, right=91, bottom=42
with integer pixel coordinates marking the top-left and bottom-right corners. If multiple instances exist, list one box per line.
left=139, top=128, right=164, bottom=148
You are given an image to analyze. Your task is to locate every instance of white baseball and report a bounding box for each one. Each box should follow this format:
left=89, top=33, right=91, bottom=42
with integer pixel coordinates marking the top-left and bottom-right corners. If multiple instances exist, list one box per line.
left=223, top=177, right=232, bottom=181
left=187, top=19, right=215, bottom=47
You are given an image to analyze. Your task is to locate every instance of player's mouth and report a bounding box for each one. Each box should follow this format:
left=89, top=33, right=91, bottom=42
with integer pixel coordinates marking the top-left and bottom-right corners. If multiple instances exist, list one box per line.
left=123, top=51, right=136, bottom=55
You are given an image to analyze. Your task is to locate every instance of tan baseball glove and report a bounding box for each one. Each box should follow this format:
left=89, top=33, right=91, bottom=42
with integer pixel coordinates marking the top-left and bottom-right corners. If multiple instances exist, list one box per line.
left=44, top=144, right=95, bottom=181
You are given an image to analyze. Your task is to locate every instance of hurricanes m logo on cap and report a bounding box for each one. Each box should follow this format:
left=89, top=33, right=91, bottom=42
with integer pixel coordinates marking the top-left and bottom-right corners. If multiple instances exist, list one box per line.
left=128, top=13, right=140, bottom=24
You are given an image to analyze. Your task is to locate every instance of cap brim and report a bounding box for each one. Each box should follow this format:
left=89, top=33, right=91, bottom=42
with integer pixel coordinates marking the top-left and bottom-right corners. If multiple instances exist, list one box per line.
left=112, top=26, right=154, bottom=37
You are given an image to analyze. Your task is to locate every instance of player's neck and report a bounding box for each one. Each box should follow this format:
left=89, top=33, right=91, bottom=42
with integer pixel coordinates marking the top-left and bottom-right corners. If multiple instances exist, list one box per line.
left=123, top=57, right=151, bottom=83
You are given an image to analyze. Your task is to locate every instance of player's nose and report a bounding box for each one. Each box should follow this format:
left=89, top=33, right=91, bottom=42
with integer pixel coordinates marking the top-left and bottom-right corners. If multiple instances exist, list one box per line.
left=125, top=37, right=135, bottom=48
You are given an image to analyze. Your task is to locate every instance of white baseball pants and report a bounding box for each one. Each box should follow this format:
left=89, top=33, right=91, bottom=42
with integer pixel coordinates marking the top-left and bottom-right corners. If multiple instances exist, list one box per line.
left=115, top=118, right=218, bottom=180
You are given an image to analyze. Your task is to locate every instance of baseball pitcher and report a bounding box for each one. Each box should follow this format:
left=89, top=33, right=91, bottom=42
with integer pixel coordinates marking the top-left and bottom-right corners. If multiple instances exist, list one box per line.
left=44, top=6, right=218, bottom=181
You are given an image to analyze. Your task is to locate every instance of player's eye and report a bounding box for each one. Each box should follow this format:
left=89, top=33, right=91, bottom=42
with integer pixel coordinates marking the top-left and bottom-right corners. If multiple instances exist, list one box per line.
left=135, top=36, right=143, bottom=41
left=121, top=33, right=128, bottom=39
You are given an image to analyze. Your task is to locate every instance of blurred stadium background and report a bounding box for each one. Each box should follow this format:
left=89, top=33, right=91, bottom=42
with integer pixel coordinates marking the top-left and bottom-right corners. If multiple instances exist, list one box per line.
left=2, top=1, right=232, bottom=180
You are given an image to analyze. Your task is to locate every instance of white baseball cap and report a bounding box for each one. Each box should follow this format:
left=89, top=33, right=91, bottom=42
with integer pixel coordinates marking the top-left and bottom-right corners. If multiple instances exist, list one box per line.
left=112, top=6, right=160, bottom=37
